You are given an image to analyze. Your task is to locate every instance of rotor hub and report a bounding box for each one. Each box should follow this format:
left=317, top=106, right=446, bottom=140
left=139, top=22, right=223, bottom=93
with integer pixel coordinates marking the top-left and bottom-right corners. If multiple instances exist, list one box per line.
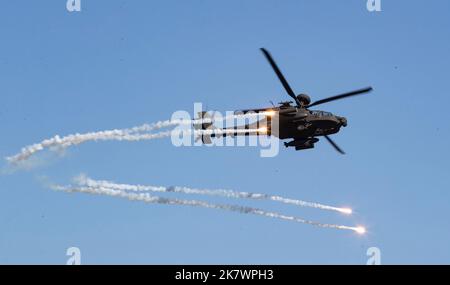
left=296, top=94, right=311, bottom=106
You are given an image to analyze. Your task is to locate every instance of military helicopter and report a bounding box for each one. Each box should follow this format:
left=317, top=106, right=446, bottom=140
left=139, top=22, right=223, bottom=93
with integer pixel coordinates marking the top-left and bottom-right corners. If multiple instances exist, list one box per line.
left=196, top=48, right=373, bottom=154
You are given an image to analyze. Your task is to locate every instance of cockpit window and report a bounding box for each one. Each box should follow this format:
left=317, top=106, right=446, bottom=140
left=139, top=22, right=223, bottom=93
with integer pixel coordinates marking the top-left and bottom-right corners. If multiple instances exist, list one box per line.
left=311, top=111, right=332, bottom=117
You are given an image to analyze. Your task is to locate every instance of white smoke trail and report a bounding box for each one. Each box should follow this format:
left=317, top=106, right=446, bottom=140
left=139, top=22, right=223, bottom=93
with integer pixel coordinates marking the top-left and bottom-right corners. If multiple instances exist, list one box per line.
left=6, top=127, right=264, bottom=164
left=6, top=112, right=270, bottom=164
left=74, top=174, right=352, bottom=214
left=50, top=183, right=361, bottom=233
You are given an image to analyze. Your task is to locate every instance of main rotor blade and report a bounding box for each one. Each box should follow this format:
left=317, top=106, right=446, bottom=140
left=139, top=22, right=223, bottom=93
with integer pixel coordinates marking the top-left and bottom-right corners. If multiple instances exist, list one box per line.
left=307, top=87, right=373, bottom=108
left=260, top=48, right=300, bottom=105
left=324, top=135, right=345, bottom=154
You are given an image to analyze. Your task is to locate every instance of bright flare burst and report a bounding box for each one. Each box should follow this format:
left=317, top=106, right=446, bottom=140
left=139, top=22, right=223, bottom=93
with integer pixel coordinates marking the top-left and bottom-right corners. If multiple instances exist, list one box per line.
left=257, top=127, right=268, bottom=133
left=264, top=110, right=276, bottom=117
left=354, top=226, right=366, bottom=235
left=339, top=208, right=353, bottom=215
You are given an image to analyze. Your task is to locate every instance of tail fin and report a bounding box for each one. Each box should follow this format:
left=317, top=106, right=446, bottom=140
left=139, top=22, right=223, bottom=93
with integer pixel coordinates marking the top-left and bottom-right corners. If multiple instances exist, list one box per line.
left=193, top=111, right=213, bottom=144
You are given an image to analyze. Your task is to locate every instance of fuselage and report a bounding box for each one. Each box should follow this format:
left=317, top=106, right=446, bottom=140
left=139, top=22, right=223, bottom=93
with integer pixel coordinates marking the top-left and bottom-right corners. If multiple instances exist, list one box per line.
left=207, top=105, right=347, bottom=145
left=269, top=106, right=347, bottom=140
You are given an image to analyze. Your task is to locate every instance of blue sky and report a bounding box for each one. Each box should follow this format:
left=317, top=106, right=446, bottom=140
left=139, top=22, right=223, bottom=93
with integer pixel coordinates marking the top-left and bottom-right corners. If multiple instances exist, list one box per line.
left=1, top=1, right=450, bottom=264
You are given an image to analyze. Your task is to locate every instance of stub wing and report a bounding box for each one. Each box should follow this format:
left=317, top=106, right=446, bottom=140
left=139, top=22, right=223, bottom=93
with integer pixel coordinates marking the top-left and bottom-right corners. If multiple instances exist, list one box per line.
left=234, top=108, right=275, bottom=114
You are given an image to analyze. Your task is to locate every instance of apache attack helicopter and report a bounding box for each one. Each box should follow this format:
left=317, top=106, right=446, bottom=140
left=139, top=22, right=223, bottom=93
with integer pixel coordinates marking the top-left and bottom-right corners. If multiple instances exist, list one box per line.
left=196, top=48, right=373, bottom=154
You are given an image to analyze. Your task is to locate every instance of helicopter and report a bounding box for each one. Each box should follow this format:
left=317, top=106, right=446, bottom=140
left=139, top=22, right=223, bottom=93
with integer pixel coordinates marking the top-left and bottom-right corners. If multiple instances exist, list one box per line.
left=196, top=48, right=373, bottom=154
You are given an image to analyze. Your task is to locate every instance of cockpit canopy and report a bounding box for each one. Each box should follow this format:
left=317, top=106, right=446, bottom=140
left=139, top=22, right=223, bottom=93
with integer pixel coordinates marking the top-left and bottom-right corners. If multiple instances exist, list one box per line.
left=311, top=110, right=333, bottom=117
